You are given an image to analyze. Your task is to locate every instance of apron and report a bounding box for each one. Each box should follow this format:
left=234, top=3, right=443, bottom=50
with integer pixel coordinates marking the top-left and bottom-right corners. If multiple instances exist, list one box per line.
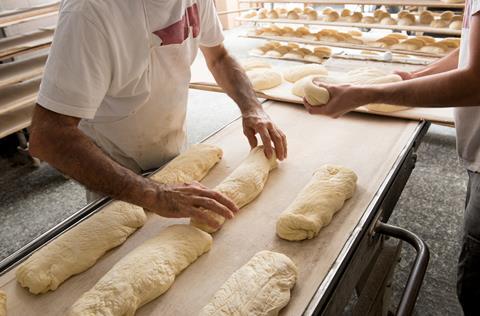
left=79, top=1, right=199, bottom=174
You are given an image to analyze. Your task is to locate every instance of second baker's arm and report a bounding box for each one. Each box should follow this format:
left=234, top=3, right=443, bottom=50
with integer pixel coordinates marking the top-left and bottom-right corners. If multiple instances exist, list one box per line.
left=305, top=14, right=480, bottom=117
left=201, top=44, right=287, bottom=160
left=29, top=105, right=238, bottom=227
left=396, top=48, right=459, bottom=80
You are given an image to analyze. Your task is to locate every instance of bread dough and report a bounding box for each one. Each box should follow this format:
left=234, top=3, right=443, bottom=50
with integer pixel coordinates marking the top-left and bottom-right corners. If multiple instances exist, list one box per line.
left=16, top=144, right=222, bottom=294
left=276, top=165, right=357, bottom=241
left=283, top=64, right=328, bottom=83
left=68, top=225, right=212, bottom=315
left=199, top=251, right=297, bottom=316
left=0, top=291, right=5, bottom=316
left=242, top=59, right=272, bottom=71
left=150, top=144, right=223, bottom=184
left=16, top=201, right=147, bottom=295
left=247, top=69, right=283, bottom=90
left=380, top=17, right=397, bottom=25
left=292, top=74, right=341, bottom=98
left=191, top=146, right=277, bottom=233
left=449, top=20, right=462, bottom=30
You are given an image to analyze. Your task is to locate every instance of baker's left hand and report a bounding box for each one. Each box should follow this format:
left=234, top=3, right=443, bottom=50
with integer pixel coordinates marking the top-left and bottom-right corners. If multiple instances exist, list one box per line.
left=303, top=80, right=370, bottom=118
left=242, top=108, right=287, bottom=160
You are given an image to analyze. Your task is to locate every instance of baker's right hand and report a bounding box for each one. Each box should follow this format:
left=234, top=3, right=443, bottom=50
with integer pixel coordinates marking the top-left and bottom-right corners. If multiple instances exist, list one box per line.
left=146, top=181, right=239, bottom=229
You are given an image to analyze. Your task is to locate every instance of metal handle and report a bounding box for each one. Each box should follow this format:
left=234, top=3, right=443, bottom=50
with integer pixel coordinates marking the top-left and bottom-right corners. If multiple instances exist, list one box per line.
left=374, top=222, right=430, bottom=316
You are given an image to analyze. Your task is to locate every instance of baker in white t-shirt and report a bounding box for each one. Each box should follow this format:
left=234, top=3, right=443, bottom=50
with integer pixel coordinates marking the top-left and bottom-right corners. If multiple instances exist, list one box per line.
left=29, top=0, right=287, bottom=230
left=303, top=1, right=480, bottom=313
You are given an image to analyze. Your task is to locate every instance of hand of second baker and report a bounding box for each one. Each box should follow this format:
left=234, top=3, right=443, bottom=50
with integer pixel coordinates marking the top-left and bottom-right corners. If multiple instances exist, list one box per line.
left=303, top=80, right=370, bottom=118
left=242, top=108, right=287, bottom=160
left=146, top=182, right=239, bottom=229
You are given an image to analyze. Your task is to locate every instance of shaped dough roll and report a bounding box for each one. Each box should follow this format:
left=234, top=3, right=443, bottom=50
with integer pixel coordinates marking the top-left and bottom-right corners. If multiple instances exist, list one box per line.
left=199, top=251, right=297, bottom=316
left=276, top=165, right=357, bottom=241
left=16, top=144, right=222, bottom=295
left=247, top=69, right=283, bottom=90
left=68, top=225, right=212, bottom=316
left=150, top=144, right=223, bottom=184
left=282, top=64, right=328, bottom=83
left=191, top=146, right=278, bottom=233
left=0, top=291, right=5, bottom=316
left=16, top=202, right=147, bottom=295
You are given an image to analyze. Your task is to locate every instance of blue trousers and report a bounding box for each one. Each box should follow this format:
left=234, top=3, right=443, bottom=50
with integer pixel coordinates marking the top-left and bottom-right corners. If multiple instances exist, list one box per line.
left=458, top=170, right=480, bottom=315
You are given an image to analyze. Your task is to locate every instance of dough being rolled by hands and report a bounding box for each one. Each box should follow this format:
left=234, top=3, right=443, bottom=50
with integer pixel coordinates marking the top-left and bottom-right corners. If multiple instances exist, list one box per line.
left=276, top=165, right=357, bottom=241
left=191, top=146, right=278, bottom=233
left=16, top=144, right=222, bottom=295
left=304, top=79, right=330, bottom=105
left=0, top=291, right=5, bottom=316
left=68, top=225, right=212, bottom=316
left=199, top=251, right=298, bottom=316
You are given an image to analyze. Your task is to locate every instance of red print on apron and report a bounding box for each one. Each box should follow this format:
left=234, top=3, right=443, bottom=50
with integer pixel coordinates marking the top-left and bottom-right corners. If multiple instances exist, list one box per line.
left=152, top=3, right=200, bottom=45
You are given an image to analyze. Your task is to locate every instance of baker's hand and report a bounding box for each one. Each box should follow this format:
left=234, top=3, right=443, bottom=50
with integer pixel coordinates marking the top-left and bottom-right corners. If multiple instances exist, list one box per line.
left=146, top=182, right=239, bottom=229
left=394, top=70, right=414, bottom=81
left=303, top=80, right=369, bottom=118
left=242, top=108, right=287, bottom=160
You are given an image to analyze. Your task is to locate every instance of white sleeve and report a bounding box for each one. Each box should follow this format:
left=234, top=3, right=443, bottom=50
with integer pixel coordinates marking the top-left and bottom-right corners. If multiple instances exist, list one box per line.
left=37, top=11, right=111, bottom=119
left=198, top=0, right=224, bottom=47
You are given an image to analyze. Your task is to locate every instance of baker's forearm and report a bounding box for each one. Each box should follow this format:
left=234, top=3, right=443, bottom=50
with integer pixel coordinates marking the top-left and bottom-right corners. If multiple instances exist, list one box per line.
left=206, top=51, right=262, bottom=113
left=366, top=68, right=480, bottom=107
left=411, top=49, right=459, bottom=78
left=29, top=105, right=156, bottom=207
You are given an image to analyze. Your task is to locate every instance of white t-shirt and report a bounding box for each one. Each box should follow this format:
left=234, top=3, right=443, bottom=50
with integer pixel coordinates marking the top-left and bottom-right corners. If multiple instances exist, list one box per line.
left=37, top=0, right=224, bottom=171
left=454, top=0, right=480, bottom=172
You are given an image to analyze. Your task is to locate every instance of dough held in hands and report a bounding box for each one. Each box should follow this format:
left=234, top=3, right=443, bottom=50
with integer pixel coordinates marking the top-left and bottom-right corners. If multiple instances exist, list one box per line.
left=291, top=74, right=341, bottom=99
left=16, top=144, right=222, bottom=295
left=247, top=69, right=283, bottom=90
left=283, top=64, right=328, bottom=83
left=68, top=225, right=212, bottom=316
left=199, top=251, right=298, bottom=316
left=276, top=165, right=357, bottom=241
left=191, top=146, right=278, bottom=233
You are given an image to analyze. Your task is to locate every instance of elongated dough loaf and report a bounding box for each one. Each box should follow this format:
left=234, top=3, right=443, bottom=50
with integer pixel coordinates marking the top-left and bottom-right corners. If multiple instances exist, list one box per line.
left=0, top=291, right=5, bottom=316
left=276, top=165, right=357, bottom=241
left=16, top=144, right=222, bottom=294
left=191, top=146, right=277, bottom=233
left=247, top=69, right=283, bottom=90
left=68, top=225, right=211, bottom=315
left=150, top=144, right=223, bottom=184
left=199, top=251, right=297, bottom=316
left=282, top=64, right=328, bottom=83
left=16, top=202, right=147, bottom=295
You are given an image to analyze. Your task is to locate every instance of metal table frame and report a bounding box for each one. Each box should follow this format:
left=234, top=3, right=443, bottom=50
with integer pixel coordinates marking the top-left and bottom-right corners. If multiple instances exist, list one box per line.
left=0, top=116, right=430, bottom=316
